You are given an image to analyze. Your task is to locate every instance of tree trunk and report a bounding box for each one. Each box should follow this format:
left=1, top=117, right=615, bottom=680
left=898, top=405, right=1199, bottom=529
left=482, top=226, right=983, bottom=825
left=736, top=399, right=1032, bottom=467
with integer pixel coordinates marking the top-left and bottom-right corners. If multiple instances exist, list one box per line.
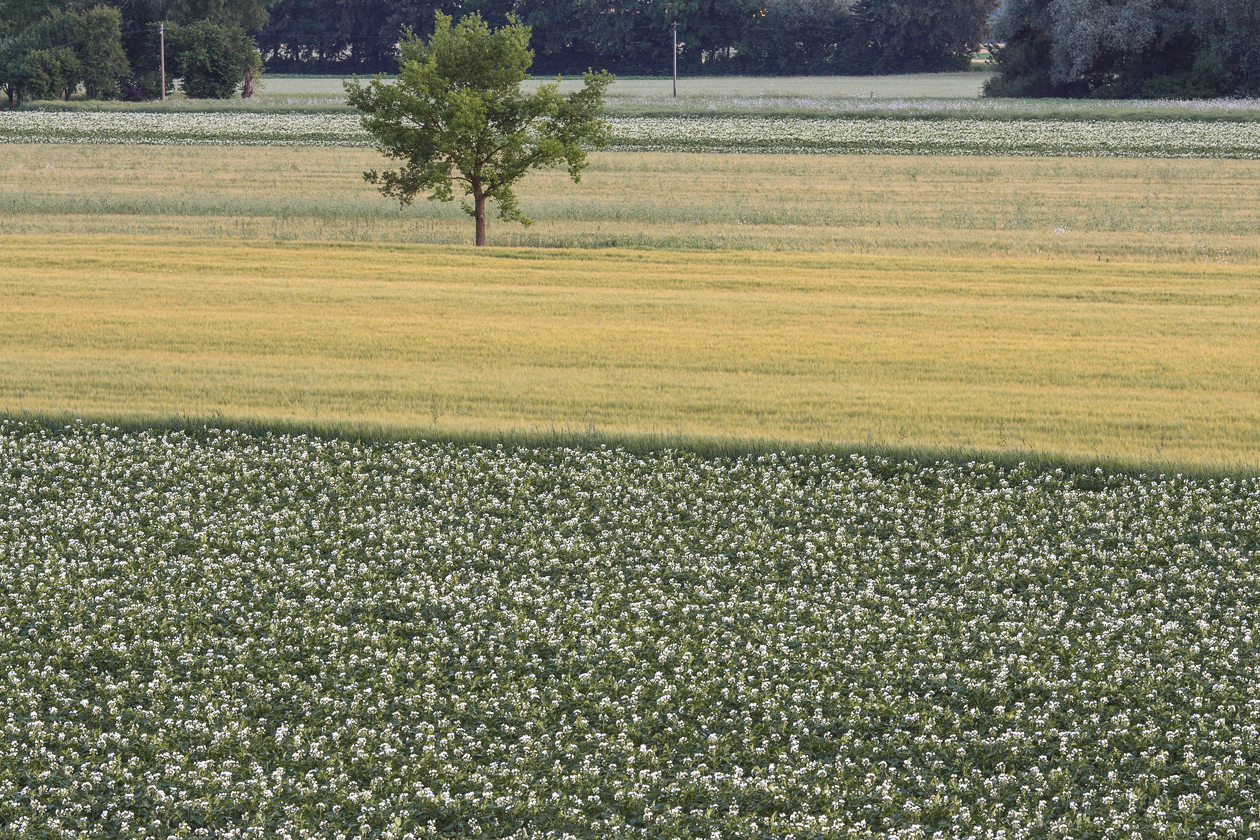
left=474, top=190, right=487, bottom=247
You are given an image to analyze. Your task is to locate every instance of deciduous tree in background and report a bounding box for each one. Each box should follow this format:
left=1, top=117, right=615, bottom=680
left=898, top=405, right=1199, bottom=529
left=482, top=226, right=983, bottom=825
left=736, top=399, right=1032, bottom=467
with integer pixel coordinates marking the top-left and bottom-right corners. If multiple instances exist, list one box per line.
left=986, top=0, right=1260, bottom=97
left=1, top=5, right=130, bottom=103
left=855, top=0, right=999, bottom=72
left=14, top=46, right=80, bottom=100
left=171, top=19, right=261, bottom=98
left=110, top=0, right=273, bottom=98
left=75, top=5, right=131, bottom=99
left=0, top=0, right=57, bottom=38
left=347, top=13, right=612, bottom=247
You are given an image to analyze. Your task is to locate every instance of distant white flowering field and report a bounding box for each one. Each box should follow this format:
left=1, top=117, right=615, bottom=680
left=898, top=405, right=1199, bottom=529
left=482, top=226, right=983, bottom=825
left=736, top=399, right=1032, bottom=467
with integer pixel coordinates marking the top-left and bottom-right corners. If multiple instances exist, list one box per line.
left=610, top=116, right=1260, bottom=157
left=2, top=421, right=1258, bottom=839
left=4, top=111, right=1260, bottom=157
left=0, top=112, right=364, bottom=147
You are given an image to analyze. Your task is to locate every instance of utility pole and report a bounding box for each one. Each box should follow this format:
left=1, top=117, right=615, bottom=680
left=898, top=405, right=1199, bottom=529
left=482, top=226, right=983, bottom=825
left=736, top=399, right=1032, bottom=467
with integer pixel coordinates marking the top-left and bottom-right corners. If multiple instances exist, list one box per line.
left=672, top=21, right=678, bottom=98
left=159, top=23, right=166, bottom=101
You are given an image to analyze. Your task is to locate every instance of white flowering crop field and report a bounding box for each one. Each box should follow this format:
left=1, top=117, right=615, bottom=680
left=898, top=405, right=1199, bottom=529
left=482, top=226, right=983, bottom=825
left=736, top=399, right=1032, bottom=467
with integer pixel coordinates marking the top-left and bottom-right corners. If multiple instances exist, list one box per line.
left=609, top=116, right=1260, bottom=157
left=2, top=421, right=1258, bottom=839
left=4, top=111, right=1260, bottom=157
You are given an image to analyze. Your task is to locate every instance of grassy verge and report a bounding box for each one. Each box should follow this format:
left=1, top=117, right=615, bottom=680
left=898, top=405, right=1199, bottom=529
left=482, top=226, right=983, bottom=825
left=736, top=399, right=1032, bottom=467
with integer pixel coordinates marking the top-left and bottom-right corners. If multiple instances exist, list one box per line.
left=4, top=409, right=1252, bottom=480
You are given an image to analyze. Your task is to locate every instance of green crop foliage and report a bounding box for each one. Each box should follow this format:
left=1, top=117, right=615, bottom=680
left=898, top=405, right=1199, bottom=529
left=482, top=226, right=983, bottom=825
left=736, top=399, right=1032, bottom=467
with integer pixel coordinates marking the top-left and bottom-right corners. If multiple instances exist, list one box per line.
left=1, top=420, right=1258, bottom=838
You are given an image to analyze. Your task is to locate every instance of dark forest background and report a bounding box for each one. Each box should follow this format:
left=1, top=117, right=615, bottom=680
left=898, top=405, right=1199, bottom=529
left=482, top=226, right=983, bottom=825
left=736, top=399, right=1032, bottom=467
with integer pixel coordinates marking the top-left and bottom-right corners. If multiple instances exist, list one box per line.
left=986, top=0, right=1260, bottom=98
left=3, top=0, right=1258, bottom=103
left=254, top=0, right=997, bottom=77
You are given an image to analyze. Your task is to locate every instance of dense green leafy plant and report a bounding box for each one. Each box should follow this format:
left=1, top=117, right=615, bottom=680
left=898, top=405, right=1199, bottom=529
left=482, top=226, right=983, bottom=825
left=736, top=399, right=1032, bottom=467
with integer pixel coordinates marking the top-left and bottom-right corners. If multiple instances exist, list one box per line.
left=0, top=5, right=129, bottom=104
left=171, top=20, right=260, bottom=99
left=75, top=5, right=130, bottom=100
left=854, top=0, right=999, bottom=73
left=1, top=420, right=1259, bottom=838
left=12, top=45, right=80, bottom=101
left=731, top=0, right=868, bottom=75
left=112, top=0, right=271, bottom=99
left=346, top=12, right=612, bottom=246
left=987, top=0, right=1260, bottom=98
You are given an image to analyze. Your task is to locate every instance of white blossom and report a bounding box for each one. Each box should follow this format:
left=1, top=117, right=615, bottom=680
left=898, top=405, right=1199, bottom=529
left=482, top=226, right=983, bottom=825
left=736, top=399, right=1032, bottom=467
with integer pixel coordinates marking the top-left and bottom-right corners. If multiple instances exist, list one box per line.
left=1, top=421, right=1257, bottom=838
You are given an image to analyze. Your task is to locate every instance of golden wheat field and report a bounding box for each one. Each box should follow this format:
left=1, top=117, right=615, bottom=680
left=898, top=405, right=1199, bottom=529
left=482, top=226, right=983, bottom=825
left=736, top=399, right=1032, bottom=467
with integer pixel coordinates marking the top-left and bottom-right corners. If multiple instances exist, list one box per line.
left=4, top=144, right=1259, bottom=467
left=2, top=229, right=1257, bottom=469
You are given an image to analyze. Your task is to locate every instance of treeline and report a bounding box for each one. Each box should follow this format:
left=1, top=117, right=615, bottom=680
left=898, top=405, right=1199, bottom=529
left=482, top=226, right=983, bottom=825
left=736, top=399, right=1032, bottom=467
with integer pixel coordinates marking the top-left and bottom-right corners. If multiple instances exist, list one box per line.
left=987, top=0, right=1260, bottom=98
left=7, top=0, right=1259, bottom=103
left=1, top=0, right=265, bottom=103
left=257, top=0, right=999, bottom=77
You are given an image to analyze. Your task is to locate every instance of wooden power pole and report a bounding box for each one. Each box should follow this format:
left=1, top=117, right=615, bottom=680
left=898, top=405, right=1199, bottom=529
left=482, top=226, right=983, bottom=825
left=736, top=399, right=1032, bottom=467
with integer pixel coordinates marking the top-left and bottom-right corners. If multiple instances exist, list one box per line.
left=672, top=21, right=678, bottom=98
left=160, top=23, right=166, bottom=101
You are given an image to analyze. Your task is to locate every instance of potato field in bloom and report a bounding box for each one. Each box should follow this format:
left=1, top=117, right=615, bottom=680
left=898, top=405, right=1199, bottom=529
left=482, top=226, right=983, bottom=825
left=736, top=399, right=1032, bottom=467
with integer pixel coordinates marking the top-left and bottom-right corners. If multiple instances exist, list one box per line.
left=2, top=421, right=1259, bottom=839
left=4, top=112, right=1260, bottom=157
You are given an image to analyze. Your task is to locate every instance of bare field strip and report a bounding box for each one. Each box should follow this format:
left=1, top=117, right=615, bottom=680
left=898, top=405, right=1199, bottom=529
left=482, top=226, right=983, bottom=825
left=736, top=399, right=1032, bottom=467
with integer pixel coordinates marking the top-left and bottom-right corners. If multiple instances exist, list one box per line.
left=4, top=145, right=1259, bottom=261
left=2, top=235, right=1258, bottom=469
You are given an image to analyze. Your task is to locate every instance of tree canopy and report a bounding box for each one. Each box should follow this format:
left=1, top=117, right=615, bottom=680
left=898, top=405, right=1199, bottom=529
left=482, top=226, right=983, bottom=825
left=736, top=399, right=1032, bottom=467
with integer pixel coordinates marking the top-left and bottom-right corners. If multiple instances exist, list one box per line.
left=346, top=12, right=612, bottom=246
left=855, top=0, right=999, bottom=73
left=1, top=5, right=131, bottom=104
left=0, top=0, right=272, bottom=102
left=257, top=0, right=998, bottom=76
left=986, top=0, right=1260, bottom=97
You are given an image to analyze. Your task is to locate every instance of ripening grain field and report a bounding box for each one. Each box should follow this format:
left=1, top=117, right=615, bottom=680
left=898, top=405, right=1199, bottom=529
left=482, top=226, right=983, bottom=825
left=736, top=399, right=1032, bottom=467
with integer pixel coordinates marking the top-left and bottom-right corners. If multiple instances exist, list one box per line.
left=3, top=236, right=1259, bottom=469
left=2, top=421, right=1259, bottom=839
left=4, top=145, right=1260, bottom=466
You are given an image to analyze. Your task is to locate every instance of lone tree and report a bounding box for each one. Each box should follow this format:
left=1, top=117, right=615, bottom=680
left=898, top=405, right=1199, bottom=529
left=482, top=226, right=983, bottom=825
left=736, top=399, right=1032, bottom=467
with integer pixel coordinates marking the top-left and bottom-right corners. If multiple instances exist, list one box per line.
left=347, top=13, right=613, bottom=247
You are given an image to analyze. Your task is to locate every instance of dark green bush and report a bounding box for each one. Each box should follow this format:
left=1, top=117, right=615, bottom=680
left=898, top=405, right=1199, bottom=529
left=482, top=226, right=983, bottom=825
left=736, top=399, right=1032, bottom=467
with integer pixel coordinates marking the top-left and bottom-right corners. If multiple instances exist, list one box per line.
left=171, top=21, right=258, bottom=99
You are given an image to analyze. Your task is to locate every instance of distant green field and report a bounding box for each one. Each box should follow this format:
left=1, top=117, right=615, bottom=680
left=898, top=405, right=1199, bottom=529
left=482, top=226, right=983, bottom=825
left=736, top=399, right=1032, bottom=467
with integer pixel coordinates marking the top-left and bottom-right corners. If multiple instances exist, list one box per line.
left=19, top=72, right=1260, bottom=121
left=250, top=72, right=996, bottom=106
left=6, top=145, right=1258, bottom=260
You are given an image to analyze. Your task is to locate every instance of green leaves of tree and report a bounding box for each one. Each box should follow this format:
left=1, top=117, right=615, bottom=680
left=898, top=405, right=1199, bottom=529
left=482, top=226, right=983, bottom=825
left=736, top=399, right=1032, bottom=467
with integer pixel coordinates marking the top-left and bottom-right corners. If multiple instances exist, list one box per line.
left=0, top=5, right=130, bottom=104
left=988, top=0, right=1260, bottom=98
left=169, top=19, right=261, bottom=99
left=347, top=12, right=612, bottom=244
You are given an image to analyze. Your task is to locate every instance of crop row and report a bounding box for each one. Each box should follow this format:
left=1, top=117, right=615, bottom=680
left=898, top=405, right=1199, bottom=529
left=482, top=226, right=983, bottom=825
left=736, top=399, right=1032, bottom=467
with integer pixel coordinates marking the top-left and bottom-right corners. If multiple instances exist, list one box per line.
left=616, top=95, right=1260, bottom=120
left=4, top=112, right=1260, bottom=157
left=2, top=421, right=1258, bottom=839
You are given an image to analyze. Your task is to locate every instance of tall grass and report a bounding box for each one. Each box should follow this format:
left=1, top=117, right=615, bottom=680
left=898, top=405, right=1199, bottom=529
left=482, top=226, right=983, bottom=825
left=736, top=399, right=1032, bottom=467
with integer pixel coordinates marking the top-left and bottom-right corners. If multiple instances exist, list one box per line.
left=3, top=145, right=1258, bottom=260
